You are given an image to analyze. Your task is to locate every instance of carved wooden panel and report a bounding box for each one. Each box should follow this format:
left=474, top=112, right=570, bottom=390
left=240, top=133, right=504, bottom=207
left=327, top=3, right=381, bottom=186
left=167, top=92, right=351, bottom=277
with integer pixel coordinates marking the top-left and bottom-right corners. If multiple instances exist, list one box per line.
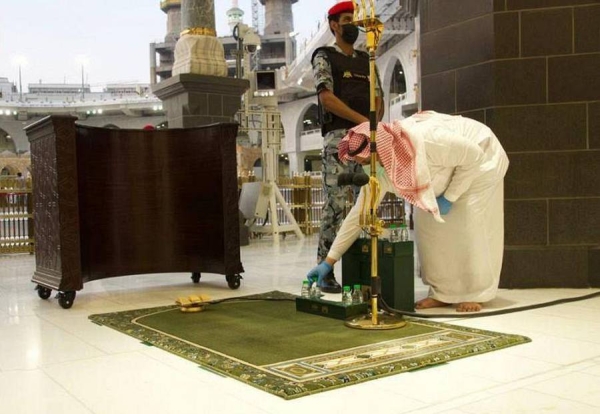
left=26, top=116, right=242, bottom=292
left=27, top=116, right=82, bottom=291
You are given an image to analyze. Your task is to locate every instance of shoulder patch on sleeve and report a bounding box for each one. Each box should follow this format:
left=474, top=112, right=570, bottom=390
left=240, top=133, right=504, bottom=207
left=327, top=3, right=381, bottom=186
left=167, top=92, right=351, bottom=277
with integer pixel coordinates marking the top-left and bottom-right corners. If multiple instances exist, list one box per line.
left=311, top=46, right=336, bottom=64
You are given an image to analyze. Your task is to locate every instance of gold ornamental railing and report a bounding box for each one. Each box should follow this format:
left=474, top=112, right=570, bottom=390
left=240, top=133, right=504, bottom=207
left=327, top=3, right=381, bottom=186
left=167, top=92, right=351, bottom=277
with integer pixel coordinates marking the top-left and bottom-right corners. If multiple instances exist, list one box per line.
left=0, top=177, right=34, bottom=254
left=238, top=174, right=406, bottom=236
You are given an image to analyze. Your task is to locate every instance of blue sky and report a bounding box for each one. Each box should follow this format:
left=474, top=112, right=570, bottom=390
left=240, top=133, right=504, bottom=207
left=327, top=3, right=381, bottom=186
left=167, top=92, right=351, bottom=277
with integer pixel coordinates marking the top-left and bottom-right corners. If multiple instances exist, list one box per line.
left=0, top=0, right=334, bottom=91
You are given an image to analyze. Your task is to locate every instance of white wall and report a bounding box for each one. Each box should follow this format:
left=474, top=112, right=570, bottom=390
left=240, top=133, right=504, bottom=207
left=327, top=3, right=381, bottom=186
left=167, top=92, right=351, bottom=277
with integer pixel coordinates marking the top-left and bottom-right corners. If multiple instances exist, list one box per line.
left=377, top=31, right=419, bottom=122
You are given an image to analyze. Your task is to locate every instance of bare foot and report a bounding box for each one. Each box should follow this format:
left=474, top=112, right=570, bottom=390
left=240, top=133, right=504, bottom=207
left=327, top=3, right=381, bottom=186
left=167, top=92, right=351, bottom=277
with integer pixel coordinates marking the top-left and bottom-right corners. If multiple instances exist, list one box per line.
left=456, top=302, right=482, bottom=312
left=415, top=297, right=450, bottom=309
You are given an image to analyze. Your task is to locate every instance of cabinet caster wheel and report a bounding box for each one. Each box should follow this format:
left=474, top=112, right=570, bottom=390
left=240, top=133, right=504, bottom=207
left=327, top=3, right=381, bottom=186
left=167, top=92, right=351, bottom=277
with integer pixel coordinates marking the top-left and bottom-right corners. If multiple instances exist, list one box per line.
left=36, top=285, right=52, bottom=300
left=58, top=291, right=76, bottom=309
left=191, top=272, right=201, bottom=283
left=226, top=274, right=242, bottom=290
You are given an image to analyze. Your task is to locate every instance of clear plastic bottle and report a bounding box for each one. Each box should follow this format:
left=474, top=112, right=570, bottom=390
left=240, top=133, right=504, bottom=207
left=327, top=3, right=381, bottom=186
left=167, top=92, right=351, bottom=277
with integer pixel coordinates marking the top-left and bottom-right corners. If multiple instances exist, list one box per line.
left=310, top=282, right=321, bottom=299
left=399, top=223, right=409, bottom=241
left=342, top=286, right=352, bottom=305
left=389, top=224, right=400, bottom=243
left=301, top=280, right=310, bottom=298
left=352, top=284, right=363, bottom=304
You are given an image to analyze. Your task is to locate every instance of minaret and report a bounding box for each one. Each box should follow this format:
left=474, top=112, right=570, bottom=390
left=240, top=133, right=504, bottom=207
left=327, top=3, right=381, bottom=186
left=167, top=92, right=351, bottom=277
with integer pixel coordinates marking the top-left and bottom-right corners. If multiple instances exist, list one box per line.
left=162, top=0, right=182, bottom=43
left=227, top=0, right=245, bottom=34
left=259, top=0, right=298, bottom=35
left=149, top=0, right=182, bottom=83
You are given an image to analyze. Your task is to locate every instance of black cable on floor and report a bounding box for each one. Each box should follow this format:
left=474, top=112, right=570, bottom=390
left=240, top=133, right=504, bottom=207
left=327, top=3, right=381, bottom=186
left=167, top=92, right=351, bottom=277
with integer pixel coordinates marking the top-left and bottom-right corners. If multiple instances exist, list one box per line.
left=207, top=290, right=600, bottom=319
left=207, top=296, right=294, bottom=305
left=379, top=290, right=600, bottom=319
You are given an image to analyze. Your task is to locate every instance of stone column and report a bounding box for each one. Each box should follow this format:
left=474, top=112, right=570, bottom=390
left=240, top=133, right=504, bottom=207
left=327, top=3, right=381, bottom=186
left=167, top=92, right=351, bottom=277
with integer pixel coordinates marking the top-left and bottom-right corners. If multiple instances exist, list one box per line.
left=173, top=0, right=226, bottom=77
left=419, top=0, right=600, bottom=288
left=153, top=0, right=249, bottom=128
left=287, top=151, right=303, bottom=176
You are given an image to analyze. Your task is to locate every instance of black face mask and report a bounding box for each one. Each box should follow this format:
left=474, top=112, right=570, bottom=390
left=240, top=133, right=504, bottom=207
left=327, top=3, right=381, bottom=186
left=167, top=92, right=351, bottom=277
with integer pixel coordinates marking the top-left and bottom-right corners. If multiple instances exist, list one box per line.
left=341, top=23, right=359, bottom=45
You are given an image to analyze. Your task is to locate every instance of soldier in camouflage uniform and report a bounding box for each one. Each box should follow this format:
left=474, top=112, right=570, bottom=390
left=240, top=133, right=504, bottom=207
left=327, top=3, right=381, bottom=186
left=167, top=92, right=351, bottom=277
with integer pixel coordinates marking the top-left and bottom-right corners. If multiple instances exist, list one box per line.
left=309, top=1, right=384, bottom=293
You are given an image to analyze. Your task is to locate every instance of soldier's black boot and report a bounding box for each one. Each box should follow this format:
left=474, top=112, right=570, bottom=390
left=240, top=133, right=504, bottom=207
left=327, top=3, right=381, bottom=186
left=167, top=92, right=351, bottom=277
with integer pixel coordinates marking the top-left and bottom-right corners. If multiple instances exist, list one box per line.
left=319, top=269, right=342, bottom=294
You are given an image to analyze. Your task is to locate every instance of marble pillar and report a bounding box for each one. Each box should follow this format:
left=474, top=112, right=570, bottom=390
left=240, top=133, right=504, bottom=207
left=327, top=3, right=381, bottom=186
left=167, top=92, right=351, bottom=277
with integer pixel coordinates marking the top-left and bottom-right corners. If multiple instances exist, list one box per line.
left=172, top=0, right=227, bottom=77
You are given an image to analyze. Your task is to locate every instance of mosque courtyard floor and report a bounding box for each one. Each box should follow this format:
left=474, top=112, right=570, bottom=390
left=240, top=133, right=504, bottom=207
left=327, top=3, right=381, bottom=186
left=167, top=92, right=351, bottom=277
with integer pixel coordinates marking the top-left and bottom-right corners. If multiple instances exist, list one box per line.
left=1, top=234, right=600, bottom=413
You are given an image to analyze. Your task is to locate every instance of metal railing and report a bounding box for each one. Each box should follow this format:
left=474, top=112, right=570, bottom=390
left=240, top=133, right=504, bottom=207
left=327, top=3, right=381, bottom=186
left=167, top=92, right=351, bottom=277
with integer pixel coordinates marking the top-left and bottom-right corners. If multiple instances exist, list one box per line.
left=0, top=177, right=34, bottom=254
left=238, top=174, right=406, bottom=236
left=390, top=92, right=407, bottom=106
left=301, top=128, right=321, bottom=136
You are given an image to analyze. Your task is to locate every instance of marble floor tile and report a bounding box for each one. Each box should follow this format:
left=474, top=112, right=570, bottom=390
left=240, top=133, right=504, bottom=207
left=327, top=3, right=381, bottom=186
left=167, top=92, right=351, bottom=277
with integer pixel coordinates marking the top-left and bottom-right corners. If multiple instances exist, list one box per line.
left=2, top=235, right=600, bottom=414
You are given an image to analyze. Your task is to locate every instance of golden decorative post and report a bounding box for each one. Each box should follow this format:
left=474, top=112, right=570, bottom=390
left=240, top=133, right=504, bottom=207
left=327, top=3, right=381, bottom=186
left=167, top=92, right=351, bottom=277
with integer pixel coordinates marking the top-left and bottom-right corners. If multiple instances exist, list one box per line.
left=345, top=0, right=406, bottom=330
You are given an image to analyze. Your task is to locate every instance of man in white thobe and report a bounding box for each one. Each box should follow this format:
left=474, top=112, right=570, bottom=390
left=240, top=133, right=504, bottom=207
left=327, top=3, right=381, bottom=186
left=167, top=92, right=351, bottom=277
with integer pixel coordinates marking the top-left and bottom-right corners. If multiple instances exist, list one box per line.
left=306, top=111, right=509, bottom=312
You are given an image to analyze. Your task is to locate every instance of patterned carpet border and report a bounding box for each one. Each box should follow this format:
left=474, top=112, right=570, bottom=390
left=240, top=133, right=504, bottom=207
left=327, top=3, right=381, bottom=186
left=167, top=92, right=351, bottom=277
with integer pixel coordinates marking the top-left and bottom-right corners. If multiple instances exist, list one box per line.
left=89, top=291, right=531, bottom=400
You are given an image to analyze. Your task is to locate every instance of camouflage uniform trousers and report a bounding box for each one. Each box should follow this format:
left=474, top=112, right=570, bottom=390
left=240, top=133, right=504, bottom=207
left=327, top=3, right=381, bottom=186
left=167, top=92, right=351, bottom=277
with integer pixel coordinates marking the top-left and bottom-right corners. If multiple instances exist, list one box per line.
left=317, top=129, right=363, bottom=262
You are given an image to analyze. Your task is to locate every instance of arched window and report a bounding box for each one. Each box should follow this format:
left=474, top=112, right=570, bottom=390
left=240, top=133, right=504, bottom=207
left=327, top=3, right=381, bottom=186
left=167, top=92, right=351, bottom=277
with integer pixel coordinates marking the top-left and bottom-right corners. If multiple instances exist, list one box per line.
left=304, top=155, right=321, bottom=172
left=389, top=59, right=407, bottom=98
left=278, top=154, right=289, bottom=177
left=0, top=129, right=17, bottom=154
left=253, top=158, right=263, bottom=179
left=302, top=104, right=320, bottom=132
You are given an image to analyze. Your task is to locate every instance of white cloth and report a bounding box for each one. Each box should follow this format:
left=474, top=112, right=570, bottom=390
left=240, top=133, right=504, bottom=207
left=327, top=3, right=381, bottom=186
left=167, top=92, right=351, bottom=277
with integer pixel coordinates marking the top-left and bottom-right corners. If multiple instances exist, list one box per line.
left=329, top=111, right=509, bottom=304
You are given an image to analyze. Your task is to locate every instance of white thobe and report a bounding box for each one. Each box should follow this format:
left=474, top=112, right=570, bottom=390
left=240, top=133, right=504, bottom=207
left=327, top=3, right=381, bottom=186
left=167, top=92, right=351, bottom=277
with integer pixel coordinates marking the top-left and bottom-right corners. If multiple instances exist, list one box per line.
left=329, top=112, right=509, bottom=304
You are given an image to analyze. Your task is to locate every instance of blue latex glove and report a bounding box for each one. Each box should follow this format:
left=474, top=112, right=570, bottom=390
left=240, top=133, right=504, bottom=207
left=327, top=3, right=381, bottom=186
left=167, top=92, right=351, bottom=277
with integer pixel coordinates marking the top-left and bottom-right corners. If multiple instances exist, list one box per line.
left=436, top=195, right=453, bottom=215
left=306, top=262, right=333, bottom=286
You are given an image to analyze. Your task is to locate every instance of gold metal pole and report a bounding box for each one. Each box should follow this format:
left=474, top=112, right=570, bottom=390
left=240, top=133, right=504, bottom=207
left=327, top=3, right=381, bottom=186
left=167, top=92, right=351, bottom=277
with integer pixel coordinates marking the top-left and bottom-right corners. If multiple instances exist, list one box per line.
left=346, top=0, right=406, bottom=330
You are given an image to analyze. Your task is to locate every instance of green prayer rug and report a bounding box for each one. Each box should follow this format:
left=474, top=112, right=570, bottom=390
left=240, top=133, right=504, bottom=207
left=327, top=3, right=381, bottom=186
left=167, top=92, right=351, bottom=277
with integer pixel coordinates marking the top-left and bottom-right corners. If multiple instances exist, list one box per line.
left=89, top=291, right=531, bottom=400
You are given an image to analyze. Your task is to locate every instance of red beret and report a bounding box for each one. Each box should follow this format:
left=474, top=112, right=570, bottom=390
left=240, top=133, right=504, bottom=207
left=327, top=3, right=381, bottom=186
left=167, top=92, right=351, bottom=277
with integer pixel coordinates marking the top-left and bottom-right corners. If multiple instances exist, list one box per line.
left=328, top=1, right=354, bottom=17
left=142, top=124, right=155, bottom=130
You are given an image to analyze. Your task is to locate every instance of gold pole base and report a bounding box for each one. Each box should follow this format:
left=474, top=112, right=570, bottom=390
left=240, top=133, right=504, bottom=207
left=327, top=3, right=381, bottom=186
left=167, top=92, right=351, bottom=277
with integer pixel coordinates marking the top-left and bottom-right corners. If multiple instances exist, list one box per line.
left=345, top=312, right=407, bottom=330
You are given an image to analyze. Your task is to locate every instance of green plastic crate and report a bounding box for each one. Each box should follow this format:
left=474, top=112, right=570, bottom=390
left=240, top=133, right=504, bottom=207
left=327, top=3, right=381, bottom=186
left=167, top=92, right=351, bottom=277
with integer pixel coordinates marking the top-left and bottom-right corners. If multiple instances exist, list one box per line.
left=341, top=238, right=415, bottom=311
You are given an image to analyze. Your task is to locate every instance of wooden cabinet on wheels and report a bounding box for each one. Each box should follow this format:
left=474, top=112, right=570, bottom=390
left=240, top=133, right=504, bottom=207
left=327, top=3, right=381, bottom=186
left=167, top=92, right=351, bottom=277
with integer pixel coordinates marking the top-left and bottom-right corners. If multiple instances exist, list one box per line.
left=25, top=116, right=244, bottom=308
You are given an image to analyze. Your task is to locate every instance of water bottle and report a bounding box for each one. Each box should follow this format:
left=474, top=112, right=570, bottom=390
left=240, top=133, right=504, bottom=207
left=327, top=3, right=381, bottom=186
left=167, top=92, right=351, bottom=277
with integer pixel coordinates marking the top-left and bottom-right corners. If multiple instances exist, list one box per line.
left=389, top=224, right=400, bottom=243
left=399, top=223, right=409, bottom=241
left=352, top=284, right=363, bottom=304
left=301, top=280, right=310, bottom=298
left=310, top=282, right=321, bottom=299
left=342, top=286, right=352, bottom=305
